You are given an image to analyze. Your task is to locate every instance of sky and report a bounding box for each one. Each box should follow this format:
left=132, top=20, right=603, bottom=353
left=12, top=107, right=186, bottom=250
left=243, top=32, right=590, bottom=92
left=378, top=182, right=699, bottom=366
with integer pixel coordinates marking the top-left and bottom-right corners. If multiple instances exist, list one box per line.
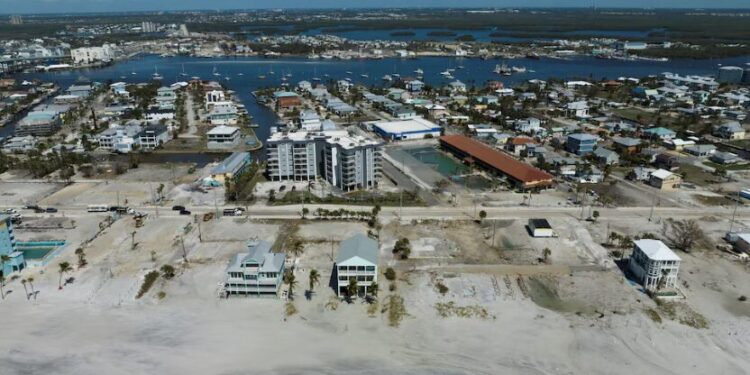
left=2, top=0, right=749, bottom=14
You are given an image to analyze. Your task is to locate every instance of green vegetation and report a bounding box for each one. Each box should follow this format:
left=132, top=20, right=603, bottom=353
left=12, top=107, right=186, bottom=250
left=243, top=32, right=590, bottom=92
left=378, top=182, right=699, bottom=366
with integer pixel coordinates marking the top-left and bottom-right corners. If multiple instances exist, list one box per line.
left=383, top=294, right=408, bottom=327
left=393, top=238, right=411, bottom=260
left=435, top=302, right=493, bottom=320
left=274, top=189, right=423, bottom=207
left=136, top=271, right=160, bottom=299
left=384, top=267, right=397, bottom=282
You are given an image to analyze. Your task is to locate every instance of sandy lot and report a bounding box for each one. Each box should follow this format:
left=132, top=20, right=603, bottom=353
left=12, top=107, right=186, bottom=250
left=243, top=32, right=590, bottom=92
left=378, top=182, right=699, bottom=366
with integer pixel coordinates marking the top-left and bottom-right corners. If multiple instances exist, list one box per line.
left=1, top=215, right=749, bottom=375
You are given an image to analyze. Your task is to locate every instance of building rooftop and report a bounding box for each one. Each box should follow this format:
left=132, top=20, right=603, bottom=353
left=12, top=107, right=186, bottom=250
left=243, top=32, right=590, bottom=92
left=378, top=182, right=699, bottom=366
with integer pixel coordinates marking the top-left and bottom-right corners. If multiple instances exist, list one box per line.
left=336, top=234, right=378, bottom=266
left=211, top=152, right=250, bottom=175
left=207, top=125, right=239, bottom=136
left=439, top=135, right=553, bottom=186
left=634, top=239, right=681, bottom=261
left=371, top=117, right=441, bottom=134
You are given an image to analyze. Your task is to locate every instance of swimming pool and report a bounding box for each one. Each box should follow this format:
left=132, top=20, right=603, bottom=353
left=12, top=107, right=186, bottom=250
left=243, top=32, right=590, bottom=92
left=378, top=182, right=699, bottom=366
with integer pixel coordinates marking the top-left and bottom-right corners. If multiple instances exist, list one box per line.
left=404, top=147, right=468, bottom=178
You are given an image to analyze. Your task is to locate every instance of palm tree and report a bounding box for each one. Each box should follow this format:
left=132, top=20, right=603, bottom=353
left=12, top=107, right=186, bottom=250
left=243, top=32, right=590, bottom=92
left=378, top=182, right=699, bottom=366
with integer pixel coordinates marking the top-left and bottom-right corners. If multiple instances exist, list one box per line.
left=289, top=240, right=304, bottom=261
left=58, top=262, right=72, bottom=289
left=26, top=276, right=35, bottom=299
left=284, top=273, right=298, bottom=300
left=308, top=269, right=320, bottom=294
left=347, top=277, right=359, bottom=300
left=0, top=254, right=10, bottom=276
left=0, top=274, right=5, bottom=300
left=75, top=248, right=87, bottom=268
left=368, top=281, right=379, bottom=303
left=21, top=278, right=28, bottom=300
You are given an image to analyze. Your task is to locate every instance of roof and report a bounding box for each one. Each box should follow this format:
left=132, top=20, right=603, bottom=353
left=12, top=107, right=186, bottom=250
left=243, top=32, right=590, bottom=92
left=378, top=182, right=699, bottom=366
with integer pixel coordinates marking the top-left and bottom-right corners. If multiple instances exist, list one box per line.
left=644, top=127, right=676, bottom=136
left=613, top=137, right=641, bottom=147
left=211, top=152, right=250, bottom=175
left=207, top=125, right=239, bottom=136
left=439, top=135, right=553, bottom=186
left=372, top=117, right=441, bottom=135
left=227, top=240, right=285, bottom=273
left=568, top=133, right=598, bottom=142
left=529, top=218, right=551, bottom=229
left=336, top=234, right=378, bottom=266
left=593, top=148, right=618, bottom=159
left=634, top=239, right=681, bottom=261
left=650, top=169, right=675, bottom=180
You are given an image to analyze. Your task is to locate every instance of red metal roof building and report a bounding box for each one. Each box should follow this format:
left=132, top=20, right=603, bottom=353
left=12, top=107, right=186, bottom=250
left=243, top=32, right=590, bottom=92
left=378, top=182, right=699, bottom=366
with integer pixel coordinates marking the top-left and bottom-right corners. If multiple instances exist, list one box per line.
left=439, top=135, right=554, bottom=189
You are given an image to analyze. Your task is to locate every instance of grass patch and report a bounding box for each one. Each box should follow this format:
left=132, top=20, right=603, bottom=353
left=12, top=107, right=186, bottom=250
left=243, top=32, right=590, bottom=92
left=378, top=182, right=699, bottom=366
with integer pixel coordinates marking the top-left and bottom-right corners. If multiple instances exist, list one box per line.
left=285, top=302, right=298, bottom=317
left=644, top=308, right=662, bottom=324
left=435, top=302, right=494, bottom=319
left=367, top=301, right=379, bottom=317
left=136, top=271, right=160, bottom=299
left=435, top=281, right=449, bottom=296
left=679, top=163, right=720, bottom=186
left=702, top=161, right=750, bottom=171
left=383, top=294, right=408, bottom=327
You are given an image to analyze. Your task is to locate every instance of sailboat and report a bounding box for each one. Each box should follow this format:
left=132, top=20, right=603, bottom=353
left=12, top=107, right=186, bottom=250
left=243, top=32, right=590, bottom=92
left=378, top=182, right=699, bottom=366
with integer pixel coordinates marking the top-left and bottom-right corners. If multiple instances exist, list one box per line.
left=213, top=66, right=221, bottom=77
left=180, top=64, right=187, bottom=76
left=152, top=66, right=163, bottom=80
left=494, top=63, right=511, bottom=76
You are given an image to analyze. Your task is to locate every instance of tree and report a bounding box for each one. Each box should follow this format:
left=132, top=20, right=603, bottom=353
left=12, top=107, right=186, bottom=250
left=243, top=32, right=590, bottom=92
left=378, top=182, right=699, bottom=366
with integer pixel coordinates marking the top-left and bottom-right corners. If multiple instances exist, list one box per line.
left=284, top=272, right=298, bottom=300
left=384, top=267, right=396, bottom=281
left=75, top=248, right=87, bottom=268
left=592, top=210, right=600, bottom=222
left=58, top=261, right=72, bottom=289
left=308, top=269, right=320, bottom=294
left=21, top=278, right=28, bottom=300
left=662, top=219, right=702, bottom=252
left=26, top=276, right=35, bottom=298
left=0, top=254, right=10, bottom=276
left=160, top=264, right=176, bottom=279
left=478, top=210, right=487, bottom=223
left=289, top=240, right=304, bottom=260
left=301, top=207, right=309, bottom=219
left=0, top=274, right=5, bottom=300
left=393, top=238, right=411, bottom=260
left=542, top=248, right=552, bottom=263
left=347, top=277, right=359, bottom=300
left=368, top=281, right=379, bottom=302
left=656, top=268, right=670, bottom=293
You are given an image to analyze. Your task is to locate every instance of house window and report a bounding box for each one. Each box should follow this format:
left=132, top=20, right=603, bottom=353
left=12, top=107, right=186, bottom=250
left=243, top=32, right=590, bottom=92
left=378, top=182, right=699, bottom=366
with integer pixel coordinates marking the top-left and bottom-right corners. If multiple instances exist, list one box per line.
left=365, top=266, right=375, bottom=271
left=357, top=266, right=365, bottom=271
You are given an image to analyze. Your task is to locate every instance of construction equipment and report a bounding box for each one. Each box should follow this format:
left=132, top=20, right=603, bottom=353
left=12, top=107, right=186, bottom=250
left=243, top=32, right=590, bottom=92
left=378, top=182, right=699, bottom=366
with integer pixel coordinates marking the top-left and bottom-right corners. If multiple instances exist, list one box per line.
left=203, top=212, right=215, bottom=222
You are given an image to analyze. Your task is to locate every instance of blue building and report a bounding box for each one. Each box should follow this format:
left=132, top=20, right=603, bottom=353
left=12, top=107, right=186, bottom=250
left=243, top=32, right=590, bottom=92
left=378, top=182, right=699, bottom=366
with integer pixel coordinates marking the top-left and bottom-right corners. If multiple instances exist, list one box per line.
left=566, top=133, right=598, bottom=155
left=0, top=215, right=25, bottom=276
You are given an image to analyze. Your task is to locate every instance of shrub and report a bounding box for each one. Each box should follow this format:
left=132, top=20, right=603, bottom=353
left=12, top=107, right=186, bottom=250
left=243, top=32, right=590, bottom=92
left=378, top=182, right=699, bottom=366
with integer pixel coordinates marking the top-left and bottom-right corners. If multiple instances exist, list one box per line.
left=384, top=267, right=396, bottom=281
left=136, top=271, right=160, bottom=299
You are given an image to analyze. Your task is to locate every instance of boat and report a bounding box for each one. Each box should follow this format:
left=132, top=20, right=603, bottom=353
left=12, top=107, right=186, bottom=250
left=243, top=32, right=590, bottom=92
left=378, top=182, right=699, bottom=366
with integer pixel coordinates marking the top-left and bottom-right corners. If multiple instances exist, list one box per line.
left=212, top=66, right=220, bottom=77
left=457, top=65, right=465, bottom=69
left=249, top=123, right=259, bottom=128
left=382, top=74, right=393, bottom=81
left=180, top=64, right=187, bottom=76
left=360, top=74, right=369, bottom=78
left=152, top=66, right=163, bottom=80
left=346, top=71, right=353, bottom=75
left=494, top=63, right=511, bottom=76
left=224, top=76, right=231, bottom=81
left=511, top=66, right=527, bottom=73
left=307, top=53, right=320, bottom=59
left=526, top=53, right=541, bottom=60
left=237, top=73, right=244, bottom=76
left=312, top=77, right=321, bottom=82
left=258, top=75, right=266, bottom=79
left=414, top=68, right=424, bottom=75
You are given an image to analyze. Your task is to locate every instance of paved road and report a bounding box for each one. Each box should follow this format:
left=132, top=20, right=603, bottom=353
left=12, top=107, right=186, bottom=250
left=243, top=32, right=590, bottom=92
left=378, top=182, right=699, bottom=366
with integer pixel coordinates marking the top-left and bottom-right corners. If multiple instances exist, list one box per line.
left=5, top=203, right=747, bottom=222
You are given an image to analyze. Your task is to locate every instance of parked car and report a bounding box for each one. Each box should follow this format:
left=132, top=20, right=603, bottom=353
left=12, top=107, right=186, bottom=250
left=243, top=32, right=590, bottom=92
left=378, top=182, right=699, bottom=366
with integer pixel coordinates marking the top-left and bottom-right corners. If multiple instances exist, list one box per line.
left=179, top=210, right=191, bottom=215
left=24, top=204, right=40, bottom=210
left=172, top=205, right=185, bottom=211
left=45, top=207, right=58, bottom=213
left=3, top=208, right=17, bottom=214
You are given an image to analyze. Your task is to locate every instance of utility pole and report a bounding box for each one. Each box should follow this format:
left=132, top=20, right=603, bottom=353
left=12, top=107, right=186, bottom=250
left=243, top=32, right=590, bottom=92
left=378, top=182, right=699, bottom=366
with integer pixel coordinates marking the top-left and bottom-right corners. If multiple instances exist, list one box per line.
left=213, top=188, right=219, bottom=217
left=729, top=191, right=740, bottom=234
left=116, top=191, right=120, bottom=207
left=648, top=193, right=656, bottom=222
left=197, top=218, right=202, bottom=242
left=180, top=236, right=187, bottom=263
left=580, top=185, right=587, bottom=220
left=492, top=219, right=497, bottom=247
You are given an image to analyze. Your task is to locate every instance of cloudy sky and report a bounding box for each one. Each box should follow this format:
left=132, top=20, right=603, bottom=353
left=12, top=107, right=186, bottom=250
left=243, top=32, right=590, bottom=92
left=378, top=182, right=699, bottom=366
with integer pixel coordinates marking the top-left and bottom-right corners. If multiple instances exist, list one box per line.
left=2, top=0, right=748, bottom=14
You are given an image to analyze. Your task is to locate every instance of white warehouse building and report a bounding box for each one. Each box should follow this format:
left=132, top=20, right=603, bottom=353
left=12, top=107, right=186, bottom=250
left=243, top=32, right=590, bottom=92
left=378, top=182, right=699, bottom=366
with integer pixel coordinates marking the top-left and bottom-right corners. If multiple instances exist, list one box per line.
left=370, top=117, right=442, bottom=141
left=71, top=44, right=117, bottom=65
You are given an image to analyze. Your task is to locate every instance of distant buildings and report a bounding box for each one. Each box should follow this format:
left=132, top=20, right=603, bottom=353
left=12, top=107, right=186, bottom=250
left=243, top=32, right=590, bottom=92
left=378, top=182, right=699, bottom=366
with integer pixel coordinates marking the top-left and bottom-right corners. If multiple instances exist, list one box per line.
left=98, top=124, right=142, bottom=153
left=0, top=215, right=25, bottom=276
left=649, top=169, right=681, bottom=190
left=439, top=135, right=554, bottom=190
left=207, top=125, right=241, bottom=150
left=210, top=152, right=251, bottom=183
left=565, top=133, right=597, bottom=155
left=224, top=240, right=286, bottom=296
left=9, top=15, right=23, bottom=25
left=15, top=111, right=62, bottom=136
left=335, top=234, right=378, bottom=296
left=713, top=121, right=745, bottom=140
left=136, top=125, right=170, bottom=151
left=370, top=117, right=442, bottom=141
left=266, top=130, right=383, bottom=191
left=71, top=44, right=117, bottom=65
left=628, top=239, right=681, bottom=292
left=141, top=21, right=157, bottom=33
